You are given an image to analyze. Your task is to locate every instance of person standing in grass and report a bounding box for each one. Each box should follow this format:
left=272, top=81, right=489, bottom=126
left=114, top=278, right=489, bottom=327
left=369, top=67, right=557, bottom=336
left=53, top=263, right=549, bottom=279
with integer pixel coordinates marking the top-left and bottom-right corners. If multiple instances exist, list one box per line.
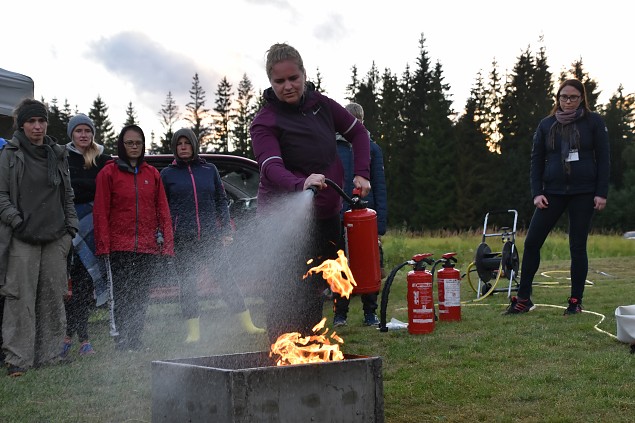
left=332, top=102, right=387, bottom=328
left=93, top=124, right=174, bottom=351
left=160, top=128, right=264, bottom=343
left=504, top=79, right=610, bottom=316
left=0, top=99, right=78, bottom=377
left=250, top=42, right=371, bottom=343
left=61, top=114, right=112, bottom=358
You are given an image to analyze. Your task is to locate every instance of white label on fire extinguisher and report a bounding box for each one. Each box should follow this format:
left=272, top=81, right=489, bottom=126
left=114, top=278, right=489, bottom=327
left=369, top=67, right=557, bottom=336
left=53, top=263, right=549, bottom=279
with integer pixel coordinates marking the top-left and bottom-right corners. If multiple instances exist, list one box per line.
left=444, top=279, right=461, bottom=307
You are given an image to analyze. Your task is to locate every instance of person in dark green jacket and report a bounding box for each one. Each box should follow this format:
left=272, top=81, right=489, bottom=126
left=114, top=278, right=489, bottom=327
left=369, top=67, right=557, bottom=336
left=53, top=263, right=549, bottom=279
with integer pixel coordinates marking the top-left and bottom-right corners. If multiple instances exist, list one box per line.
left=505, top=79, right=610, bottom=316
left=0, top=99, right=78, bottom=377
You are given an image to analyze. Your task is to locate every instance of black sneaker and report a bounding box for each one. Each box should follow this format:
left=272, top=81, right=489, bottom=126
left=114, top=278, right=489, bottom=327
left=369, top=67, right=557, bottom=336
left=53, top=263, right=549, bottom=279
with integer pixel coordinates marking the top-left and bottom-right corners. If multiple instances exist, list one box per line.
left=563, top=297, right=583, bottom=315
left=503, top=296, right=535, bottom=315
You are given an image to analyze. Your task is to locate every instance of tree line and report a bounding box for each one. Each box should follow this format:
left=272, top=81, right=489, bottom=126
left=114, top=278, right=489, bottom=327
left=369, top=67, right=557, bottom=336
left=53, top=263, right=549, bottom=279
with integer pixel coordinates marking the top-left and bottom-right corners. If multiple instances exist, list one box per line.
left=41, top=34, right=635, bottom=233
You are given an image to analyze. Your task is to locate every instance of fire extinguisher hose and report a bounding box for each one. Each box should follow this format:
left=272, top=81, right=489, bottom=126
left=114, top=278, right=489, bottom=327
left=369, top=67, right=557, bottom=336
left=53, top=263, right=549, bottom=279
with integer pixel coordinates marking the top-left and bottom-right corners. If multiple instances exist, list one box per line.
left=379, top=260, right=413, bottom=332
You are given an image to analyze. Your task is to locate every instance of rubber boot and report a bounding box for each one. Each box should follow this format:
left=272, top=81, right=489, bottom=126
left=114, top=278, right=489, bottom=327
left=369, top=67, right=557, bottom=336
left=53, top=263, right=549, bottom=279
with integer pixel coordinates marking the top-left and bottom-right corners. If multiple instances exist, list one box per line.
left=236, top=310, right=265, bottom=334
left=184, top=318, right=200, bottom=343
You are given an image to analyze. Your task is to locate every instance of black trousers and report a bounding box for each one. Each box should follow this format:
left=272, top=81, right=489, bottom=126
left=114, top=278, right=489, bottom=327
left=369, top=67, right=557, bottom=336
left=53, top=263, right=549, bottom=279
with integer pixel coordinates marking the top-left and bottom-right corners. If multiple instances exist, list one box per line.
left=265, top=215, right=340, bottom=343
left=109, top=252, right=157, bottom=349
left=517, top=193, right=595, bottom=300
left=65, top=251, right=95, bottom=341
left=173, top=237, right=246, bottom=320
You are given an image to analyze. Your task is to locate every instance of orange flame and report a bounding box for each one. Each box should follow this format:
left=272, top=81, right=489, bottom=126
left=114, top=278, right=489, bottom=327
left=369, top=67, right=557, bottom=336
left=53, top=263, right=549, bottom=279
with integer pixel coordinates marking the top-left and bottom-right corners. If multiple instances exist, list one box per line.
left=270, top=317, right=344, bottom=366
left=304, top=249, right=356, bottom=299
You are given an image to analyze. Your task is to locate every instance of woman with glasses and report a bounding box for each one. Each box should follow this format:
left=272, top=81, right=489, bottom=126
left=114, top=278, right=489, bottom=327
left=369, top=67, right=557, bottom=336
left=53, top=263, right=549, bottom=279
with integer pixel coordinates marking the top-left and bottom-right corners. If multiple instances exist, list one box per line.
left=93, top=124, right=174, bottom=351
left=504, top=79, right=610, bottom=316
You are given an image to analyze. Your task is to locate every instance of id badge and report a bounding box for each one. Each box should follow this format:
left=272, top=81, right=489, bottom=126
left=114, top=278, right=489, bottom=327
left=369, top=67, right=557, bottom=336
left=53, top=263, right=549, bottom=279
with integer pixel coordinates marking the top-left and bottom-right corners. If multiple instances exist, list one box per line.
left=565, top=149, right=579, bottom=162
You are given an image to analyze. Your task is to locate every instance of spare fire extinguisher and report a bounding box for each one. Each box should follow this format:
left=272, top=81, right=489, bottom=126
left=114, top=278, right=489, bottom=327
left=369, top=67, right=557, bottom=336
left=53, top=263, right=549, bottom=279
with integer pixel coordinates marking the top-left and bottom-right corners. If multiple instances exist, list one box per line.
left=406, top=253, right=437, bottom=334
left=323, top=180, right=381, bottom=295
left=435, top=252, right=461, bottom=321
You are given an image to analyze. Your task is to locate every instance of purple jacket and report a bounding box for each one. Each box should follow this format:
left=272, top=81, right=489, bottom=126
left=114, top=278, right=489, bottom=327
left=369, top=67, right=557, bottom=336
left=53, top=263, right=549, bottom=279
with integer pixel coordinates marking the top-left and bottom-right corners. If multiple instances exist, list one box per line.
left=250, top=84, right=370, bottom=219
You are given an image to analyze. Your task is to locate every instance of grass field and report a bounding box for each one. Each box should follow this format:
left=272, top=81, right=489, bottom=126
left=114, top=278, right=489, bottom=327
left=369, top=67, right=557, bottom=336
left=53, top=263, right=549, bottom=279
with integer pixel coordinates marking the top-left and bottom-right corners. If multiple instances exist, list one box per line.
left=1, top=232, right=634, bottom=422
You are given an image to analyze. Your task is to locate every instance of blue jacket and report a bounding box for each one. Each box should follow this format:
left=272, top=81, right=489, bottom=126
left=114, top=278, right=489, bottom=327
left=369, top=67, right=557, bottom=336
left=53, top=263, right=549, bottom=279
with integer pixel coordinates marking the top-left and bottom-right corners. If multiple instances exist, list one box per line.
left=336, top=133, right=387, bottom=235
left=160, top=158, right=231, bottom=242
left=0, top=138, right=6, bottom=150
left=530, top=112, right=610, bottom=198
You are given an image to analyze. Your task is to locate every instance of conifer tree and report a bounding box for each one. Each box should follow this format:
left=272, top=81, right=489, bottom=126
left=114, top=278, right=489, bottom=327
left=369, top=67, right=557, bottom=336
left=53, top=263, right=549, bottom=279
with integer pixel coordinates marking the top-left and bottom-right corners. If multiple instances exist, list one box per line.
left=313, top=67, right=324, bottom=93
left=353, top=62, right=380, bottom=137
left=89, top=95, right=116, bottom=154
left=185, top=73, right=212, bottom=150
left=376, top=68, right=402, bottom=229
left=452, top=75, right=499, bottom=229
left=497, top=46, right=553, bottom=224
left=234, top=73, right=256, bottom=159
left=601, top=86, right=634, bottom=190
left=46, top=98, right=71, bottom=144
left=157, top=91, right=180, bottom=154
left=124, top=101, right=139, bottom=126
left=345, top=65, right=360, bottom=102
left=212, top=76, right=233, bottom=153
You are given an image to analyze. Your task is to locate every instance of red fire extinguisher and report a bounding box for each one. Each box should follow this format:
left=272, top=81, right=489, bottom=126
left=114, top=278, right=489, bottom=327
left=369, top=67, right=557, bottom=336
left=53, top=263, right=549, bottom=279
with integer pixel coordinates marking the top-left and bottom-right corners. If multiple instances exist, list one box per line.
left=343, top=188, right=381, bottom=294
left=407, top=253, right=436, bottom=334
left=436, top=252, right=461, bottom=321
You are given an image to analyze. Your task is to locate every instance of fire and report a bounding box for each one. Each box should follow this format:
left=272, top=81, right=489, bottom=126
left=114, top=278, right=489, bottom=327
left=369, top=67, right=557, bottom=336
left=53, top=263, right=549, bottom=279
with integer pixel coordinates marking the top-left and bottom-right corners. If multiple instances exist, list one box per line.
left=270, top=317, right=344, bottom=366
left=304, top=249, right=356, bottom=299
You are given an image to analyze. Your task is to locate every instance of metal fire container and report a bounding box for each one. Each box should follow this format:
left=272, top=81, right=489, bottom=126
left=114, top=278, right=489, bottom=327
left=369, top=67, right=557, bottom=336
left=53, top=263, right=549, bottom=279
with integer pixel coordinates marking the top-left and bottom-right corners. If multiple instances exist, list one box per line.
left=152, top=351, right=384, bottom=423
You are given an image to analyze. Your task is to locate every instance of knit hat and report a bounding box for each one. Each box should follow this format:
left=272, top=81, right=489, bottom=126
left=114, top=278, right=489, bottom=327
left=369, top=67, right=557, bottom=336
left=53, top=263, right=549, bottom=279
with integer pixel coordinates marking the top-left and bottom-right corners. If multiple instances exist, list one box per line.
left=67, top=113, right=96, bottom=139
left=171, top=128, right=200, bottom=161
left=16, top=100, right=48, bottom=128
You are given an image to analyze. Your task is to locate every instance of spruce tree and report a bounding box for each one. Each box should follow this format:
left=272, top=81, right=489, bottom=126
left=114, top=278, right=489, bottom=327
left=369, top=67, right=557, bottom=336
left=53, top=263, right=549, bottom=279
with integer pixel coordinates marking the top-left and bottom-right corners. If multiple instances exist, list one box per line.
left=212, top=76, right=233, bottom=153
left=158, top=91, right=179, bottom=154
left=497, top=46, right=553, bottom=225
left=353, top=62, right=380, bottom=137
left=234, top=73, right=256, bottom=159
left=124, top=101, right=139, bottom=126
left=46, top=98, right=71, bottom=144
left=185, top=73, right=212, bottom=150
left=89, top=95, right=116, bottom=154
left=345, top=65, right=360, bottom=101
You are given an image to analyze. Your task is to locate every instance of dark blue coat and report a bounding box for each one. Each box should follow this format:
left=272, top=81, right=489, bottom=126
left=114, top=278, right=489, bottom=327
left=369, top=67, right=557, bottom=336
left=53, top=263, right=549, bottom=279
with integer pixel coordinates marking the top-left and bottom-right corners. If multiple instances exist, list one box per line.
left=160, top=158, right=231, bottom=241
left=336, top=134, right=387, bottom=235
left=530, top=112, right=610, bottom=198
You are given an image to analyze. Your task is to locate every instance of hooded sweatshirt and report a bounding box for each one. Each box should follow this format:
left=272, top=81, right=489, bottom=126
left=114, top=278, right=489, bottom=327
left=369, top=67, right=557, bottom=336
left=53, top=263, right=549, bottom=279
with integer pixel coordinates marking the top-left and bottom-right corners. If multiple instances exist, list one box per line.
left=160, top=128, right=231, bottom=242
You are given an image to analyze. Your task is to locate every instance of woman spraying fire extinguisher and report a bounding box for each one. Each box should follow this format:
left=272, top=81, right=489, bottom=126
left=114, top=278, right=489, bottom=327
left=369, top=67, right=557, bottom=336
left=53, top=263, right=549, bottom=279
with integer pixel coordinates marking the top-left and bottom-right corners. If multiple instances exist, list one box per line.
left=250, top=43, right=371, bottom=343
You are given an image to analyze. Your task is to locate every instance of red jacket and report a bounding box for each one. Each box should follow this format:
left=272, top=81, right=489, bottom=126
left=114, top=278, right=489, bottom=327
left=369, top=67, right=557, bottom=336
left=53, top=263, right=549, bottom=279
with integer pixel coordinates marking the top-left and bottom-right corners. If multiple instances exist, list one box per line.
left=94, top=160, right=174, bottom=256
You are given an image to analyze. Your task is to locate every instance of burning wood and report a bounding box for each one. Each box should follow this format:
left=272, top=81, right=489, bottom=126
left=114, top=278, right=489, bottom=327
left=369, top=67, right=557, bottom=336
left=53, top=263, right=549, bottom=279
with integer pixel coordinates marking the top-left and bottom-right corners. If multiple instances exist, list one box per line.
left=304, top=249, right=357, bottom=298
left=270, top=317, right=344, bottom=366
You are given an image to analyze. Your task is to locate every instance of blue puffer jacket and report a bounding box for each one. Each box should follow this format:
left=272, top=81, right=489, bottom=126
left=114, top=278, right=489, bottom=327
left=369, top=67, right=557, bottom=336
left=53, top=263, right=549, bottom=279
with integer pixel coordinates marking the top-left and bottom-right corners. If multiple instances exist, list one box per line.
left=530, top=112, right=610, bottom=198
left=160, top=158, right=231, bottom=242
left=336, top=134, right=387, bottom=235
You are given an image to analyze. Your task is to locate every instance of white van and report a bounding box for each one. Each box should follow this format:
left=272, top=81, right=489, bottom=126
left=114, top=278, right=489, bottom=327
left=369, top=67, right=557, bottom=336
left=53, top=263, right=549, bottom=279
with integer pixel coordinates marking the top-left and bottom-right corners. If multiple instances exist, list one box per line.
left=0, top=68, right=34, bottom=139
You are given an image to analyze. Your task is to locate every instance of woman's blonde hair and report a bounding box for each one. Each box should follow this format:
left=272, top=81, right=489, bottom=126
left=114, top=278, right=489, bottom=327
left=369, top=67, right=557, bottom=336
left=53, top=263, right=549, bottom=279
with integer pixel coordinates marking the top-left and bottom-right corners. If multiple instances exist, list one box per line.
left=82, top=142, right=101, bottom=169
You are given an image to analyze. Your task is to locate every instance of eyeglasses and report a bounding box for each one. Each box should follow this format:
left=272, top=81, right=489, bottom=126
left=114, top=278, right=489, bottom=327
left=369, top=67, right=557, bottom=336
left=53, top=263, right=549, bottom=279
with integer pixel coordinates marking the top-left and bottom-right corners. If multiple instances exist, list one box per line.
left=559, top=95, right=581, bottom=103
left=123, top=140, right=143, bottom=147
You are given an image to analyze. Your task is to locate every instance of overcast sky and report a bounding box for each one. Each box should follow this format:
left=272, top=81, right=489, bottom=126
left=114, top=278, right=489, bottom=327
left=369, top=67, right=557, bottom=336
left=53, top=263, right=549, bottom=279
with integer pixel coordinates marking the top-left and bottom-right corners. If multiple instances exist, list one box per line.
left=3, top=0, right=633, bottom=142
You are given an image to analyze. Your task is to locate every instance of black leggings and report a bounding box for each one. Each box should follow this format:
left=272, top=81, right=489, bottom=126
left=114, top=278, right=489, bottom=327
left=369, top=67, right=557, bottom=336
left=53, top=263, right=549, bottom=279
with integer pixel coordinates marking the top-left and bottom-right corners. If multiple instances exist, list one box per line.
left=517, top=193, right=595, bottom=300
